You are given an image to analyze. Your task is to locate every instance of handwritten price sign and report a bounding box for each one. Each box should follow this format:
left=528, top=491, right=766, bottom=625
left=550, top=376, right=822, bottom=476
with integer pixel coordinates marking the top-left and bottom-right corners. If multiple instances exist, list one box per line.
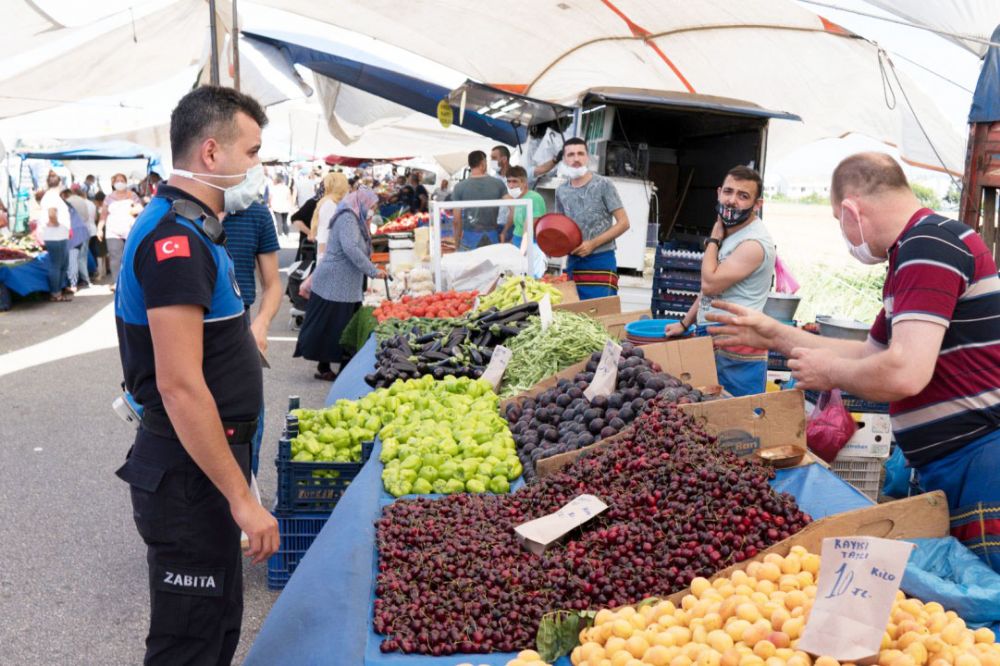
left=797, top=537, right=914, bottom=661
left=481, top=345, right=512, bottom=391
left=584, top=340, right=622, bottom=401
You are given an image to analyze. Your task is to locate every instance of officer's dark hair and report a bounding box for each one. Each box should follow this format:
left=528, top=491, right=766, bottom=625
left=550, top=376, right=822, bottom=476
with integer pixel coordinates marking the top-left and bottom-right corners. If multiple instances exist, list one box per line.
left=492, top=145, right=510, bottom=160
left=724, top=165, right=763, bottom=200
left=170, top=86, right=268, bottom=164
left=563, top=137, right=587, bottom=150
left=468, top=150, right=487, bottom=169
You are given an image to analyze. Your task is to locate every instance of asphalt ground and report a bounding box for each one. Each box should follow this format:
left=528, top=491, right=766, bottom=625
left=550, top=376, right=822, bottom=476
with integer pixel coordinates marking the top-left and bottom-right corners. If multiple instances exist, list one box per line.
left=0, top=246, right=331, bottom=665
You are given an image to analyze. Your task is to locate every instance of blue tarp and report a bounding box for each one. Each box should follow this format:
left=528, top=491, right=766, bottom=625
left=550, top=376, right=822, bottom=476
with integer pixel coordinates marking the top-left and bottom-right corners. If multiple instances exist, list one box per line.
left=0, top=254, right=54, bottom=295
left=17, top=140, right=163, bottom=177
left=17, top=140, right=156, bottom=161
left=246, top=336, right=873, bottom=666
left=970, top=24, right=1000, bottom=123
left=243, top=30, right=526, bottom=147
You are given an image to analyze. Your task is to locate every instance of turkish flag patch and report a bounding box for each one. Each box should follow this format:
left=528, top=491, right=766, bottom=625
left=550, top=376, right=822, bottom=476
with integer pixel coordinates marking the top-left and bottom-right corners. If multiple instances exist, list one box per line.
left=155, top=236, right=191, bottom=262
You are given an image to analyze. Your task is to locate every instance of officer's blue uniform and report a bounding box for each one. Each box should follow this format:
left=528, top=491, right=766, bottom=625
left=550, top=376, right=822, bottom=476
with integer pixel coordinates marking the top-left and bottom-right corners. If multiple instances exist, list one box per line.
left=114, top=184, right=262, bottom=665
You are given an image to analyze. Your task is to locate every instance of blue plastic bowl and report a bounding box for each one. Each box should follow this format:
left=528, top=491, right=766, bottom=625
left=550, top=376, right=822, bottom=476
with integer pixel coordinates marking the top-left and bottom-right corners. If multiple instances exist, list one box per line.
left=624, top=318, right=684, bottom=339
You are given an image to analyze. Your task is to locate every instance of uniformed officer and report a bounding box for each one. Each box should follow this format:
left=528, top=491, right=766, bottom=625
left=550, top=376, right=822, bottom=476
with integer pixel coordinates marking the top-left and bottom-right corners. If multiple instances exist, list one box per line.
left=114, top=86, right=279, bottom=665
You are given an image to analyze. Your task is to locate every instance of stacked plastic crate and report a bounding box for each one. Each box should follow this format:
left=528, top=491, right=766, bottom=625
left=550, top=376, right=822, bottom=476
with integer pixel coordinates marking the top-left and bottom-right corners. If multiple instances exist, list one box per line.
left=267, top=397, right=373, bottom=590
left=652, top=245, right=703, bottom=319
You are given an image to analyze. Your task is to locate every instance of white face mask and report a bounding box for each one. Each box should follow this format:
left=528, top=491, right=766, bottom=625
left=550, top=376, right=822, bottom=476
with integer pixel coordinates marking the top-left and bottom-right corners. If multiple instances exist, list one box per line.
left=488, top=159, right=500, bottom=174
left=507, top=186, right=523, bottom=198
left=559, top=162, right=589, bottom=179
left=840, top=204, right=885, bottom=265
left=172, top=164, right=265, bottom=212
left=113, top=182, right=127, bottom=192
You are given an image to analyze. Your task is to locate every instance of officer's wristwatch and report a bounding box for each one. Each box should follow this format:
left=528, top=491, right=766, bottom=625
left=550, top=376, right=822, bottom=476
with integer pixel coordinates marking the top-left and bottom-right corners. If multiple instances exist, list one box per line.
left=704, top=237, right=722, bottom=250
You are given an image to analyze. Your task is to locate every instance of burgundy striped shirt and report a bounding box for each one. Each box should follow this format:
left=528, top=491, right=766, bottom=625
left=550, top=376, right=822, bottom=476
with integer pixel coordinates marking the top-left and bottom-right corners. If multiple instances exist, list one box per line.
left=869, top=208, right=1000, bottom=466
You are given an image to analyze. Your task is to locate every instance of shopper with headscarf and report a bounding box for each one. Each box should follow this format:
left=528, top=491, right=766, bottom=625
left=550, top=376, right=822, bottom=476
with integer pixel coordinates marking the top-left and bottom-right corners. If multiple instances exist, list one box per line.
left=295, top=187, right=386, bottom=380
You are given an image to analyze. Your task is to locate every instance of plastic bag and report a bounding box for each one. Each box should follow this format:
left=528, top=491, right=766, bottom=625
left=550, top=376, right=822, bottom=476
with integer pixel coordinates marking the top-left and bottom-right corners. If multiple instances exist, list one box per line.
left=806, top=389, right=857, bottom=463
left=774, top=255, right=800, bottom=294
left=902, top=537, right=1000, bottom=627
left=882, top=445, right=911, bottom=498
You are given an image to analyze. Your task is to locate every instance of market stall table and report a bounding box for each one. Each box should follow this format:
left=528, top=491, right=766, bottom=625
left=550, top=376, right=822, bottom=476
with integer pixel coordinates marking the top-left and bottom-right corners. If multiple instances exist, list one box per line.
left=0, top=253, right=54, bottom=296
left=245, top=335, right=874, bottom=666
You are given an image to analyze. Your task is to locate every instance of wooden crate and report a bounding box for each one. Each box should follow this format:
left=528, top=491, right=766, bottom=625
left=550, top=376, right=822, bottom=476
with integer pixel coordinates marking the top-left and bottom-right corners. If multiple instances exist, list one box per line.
left=665, top=491, right=949, bottom=604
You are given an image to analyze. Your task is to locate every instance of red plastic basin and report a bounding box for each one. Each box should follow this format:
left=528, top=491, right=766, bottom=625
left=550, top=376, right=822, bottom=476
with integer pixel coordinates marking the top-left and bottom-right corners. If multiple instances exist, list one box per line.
left=535, top=213, right=583, bottom=257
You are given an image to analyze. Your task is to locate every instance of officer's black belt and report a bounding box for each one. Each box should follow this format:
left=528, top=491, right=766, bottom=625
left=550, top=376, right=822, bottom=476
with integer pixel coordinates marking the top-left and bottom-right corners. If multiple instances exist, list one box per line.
left=141, top=410, right=259, bottom=445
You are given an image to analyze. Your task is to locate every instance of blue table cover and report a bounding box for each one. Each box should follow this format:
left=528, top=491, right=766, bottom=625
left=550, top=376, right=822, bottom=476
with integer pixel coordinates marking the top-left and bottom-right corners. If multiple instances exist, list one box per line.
left=246, top=335, right=873, bottom=666
left=0, top=253, right=52, bottom=295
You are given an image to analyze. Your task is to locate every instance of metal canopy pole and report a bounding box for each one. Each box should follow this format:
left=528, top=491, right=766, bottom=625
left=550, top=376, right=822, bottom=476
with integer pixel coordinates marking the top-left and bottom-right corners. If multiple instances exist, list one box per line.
left=231, top=0, right=240, bottom=91
left=208, top=0, right=220, bottom=86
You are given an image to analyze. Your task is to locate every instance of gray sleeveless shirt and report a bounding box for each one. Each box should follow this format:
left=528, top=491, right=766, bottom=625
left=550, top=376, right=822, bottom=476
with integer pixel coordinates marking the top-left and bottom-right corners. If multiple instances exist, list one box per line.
left=698, top=219, right=776, bottom=325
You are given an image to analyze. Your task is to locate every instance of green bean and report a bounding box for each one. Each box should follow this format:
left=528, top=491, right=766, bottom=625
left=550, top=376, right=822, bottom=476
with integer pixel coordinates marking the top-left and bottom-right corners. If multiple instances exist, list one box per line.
left=499, top=312, right=609, bottom=398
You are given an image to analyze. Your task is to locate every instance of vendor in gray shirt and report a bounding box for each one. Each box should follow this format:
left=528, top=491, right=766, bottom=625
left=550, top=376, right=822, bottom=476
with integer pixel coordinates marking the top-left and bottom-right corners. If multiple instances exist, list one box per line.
left=554, top=137, right=631, bottom=299
left=450, top=150, right=510, bottom=250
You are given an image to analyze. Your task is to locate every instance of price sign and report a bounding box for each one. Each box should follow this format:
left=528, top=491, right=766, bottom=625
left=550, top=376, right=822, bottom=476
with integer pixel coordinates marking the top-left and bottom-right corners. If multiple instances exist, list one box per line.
left=481, top=345, right=512, bottom=391
left=539, top=294, right=554, bottom=332
left=797, top=537, right=914, bottom=662
left=515, top=494, right=608, bottom=555
left=584, top=340, right=622, bottom=401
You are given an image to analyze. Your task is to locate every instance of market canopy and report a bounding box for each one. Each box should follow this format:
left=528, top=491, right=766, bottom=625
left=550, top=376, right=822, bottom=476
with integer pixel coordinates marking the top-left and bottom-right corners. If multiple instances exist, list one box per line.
left=0, top=0, right=229, bottom=120
left=242, top=29, right=527, bottom=146
left=324, top=154, right=410, bottom=167
left=863, top=0, right=1000, bottom=58
left=17, top=140, right=158, bottom=161
left=256, top=0, right=967, bottom=175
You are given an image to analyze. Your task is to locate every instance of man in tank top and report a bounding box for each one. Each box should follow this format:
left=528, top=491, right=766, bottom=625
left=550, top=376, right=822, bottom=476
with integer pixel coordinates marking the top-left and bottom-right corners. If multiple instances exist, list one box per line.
left=665, top=165, right=775, bottom=396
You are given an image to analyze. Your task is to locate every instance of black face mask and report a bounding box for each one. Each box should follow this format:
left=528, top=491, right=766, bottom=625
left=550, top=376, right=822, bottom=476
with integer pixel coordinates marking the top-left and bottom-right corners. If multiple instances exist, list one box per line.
left=715, top=201, right=754, bottom=228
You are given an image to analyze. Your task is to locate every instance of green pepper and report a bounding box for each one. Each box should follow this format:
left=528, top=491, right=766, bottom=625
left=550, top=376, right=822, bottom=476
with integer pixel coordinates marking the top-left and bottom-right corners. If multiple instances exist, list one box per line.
left=489, top=475, right=510, bottom=494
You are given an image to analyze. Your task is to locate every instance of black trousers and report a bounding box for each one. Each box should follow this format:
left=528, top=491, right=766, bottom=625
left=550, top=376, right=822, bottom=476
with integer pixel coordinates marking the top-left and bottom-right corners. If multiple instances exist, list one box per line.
left=273, top=211, right=289, bottom=235
left=116, top=430, right=251, bottom=666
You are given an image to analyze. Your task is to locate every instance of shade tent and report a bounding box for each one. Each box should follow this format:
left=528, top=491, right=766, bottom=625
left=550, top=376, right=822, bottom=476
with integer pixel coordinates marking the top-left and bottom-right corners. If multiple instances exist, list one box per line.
left=0, top=0, right=226, bottom=120
left=243, top=30, right=526, bottom=146
left=863, top=0, right=1000, bottom=57
left=257, top=0, right=967, bottom=175
left=17, top=140, right=158, bottom=163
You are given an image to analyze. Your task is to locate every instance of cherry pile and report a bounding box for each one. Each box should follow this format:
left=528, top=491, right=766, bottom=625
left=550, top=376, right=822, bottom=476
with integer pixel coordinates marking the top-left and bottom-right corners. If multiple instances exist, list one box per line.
left=374, top=398, right=811, bottom=656
left=505, top=343, right=708, bottom=482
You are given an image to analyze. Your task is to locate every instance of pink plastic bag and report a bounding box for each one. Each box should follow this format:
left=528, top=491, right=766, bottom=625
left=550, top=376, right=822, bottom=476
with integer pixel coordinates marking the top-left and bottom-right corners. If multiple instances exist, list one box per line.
left=806, top=389, right=857, bottom=463
left=774, top=255, right=800, bottom=294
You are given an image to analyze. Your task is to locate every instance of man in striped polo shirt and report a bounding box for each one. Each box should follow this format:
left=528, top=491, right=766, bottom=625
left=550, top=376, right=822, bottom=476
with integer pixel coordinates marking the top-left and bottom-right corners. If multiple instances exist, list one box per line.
left=708, top=152, right=1000, bottom=572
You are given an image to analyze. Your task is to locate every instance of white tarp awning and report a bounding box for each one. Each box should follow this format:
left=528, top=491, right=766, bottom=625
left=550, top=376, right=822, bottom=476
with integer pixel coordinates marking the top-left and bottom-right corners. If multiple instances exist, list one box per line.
left=258, top=0, right=967, bottom=175
left=0, top=0, right=220, bottom=120
left=864, top=0, right=1000, bottom=57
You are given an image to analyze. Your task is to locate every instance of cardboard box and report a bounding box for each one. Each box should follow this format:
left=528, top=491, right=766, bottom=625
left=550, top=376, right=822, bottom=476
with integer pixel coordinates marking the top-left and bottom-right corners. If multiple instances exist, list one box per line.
left=501, top=336, right=719, bottom=409
left=596, top=309, right=652, bottom=340
left=553, top=295, right=621, bottom=317
left=552, top=280, right=579, bottom=304
left=839, top=412, right=892, bottom=459
left=678, top=389, right=809, bottom=461
left=665, top=491, right=949, bottom=604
